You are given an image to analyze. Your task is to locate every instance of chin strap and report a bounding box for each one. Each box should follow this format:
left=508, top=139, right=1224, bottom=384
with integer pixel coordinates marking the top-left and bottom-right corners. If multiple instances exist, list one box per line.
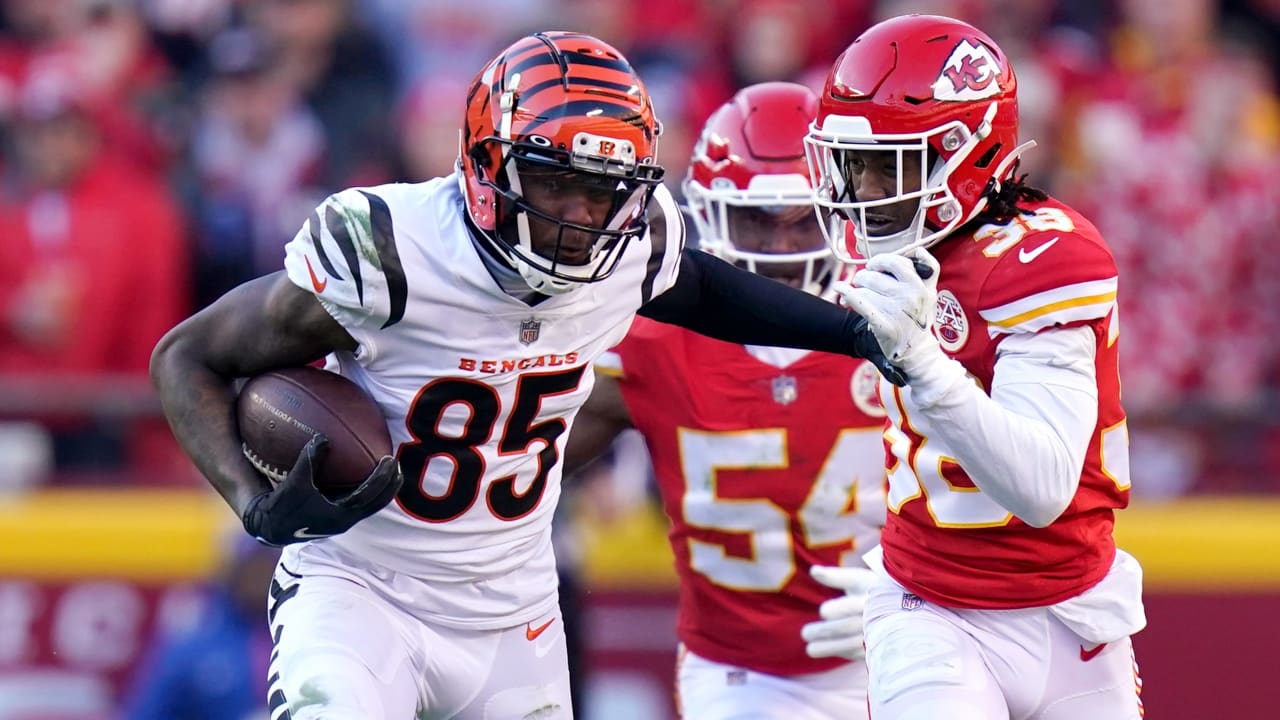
left=517, top=260, right=577, bottom=294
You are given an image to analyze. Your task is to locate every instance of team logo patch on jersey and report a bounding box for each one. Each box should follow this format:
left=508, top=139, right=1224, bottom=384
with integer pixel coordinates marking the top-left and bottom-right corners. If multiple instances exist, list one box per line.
left=519, top=317, right=542, bottom=346
left=771, top=375, right=798, bottom=405
left=726, top=670, right=747, bottom=686
left=933, top=290, right=969, bottom=353
left=901, top=593, right=924, bottom=611
left=850, top=361, right=888, bottom=418
left=933, top=40, right=1002, bottom=101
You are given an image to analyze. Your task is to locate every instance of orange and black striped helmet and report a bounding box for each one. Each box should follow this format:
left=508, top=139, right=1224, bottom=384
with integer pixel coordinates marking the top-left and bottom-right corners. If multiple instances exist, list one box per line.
left=458, top=31, right=665, bottom=294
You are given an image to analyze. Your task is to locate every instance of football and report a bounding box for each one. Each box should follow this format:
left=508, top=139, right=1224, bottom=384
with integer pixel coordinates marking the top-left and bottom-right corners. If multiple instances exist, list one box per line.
left=237, top=366, right=392, bottom=498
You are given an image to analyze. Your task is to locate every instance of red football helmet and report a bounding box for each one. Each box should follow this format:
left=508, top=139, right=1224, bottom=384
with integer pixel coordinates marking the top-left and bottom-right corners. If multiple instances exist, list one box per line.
left=804, top=14, right=1034, bottom=262
left=459, top=31, right=665, bottom=293
left=684, top=82, right=837, bottom=295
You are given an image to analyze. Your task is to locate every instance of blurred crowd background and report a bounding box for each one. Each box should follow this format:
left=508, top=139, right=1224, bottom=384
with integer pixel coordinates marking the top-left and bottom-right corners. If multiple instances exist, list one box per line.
left=1, top=0, right=1278, bottom=718
left=3, top=0, right=1280, bottom=495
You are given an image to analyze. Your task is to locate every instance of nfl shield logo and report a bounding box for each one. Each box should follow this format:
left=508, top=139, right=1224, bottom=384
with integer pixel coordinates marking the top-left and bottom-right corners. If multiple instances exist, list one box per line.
left=901, top=593, right=924, bottom=611
left=518, top=318, right=541, bottom=346
left=771, top=375, right=798, bottom=405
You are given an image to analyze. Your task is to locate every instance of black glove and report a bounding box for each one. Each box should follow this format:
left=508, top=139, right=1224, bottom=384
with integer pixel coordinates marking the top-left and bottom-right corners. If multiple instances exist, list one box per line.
left=850, top=315, right=908, bottom=387
left=241, top=435, right=404, bottom=546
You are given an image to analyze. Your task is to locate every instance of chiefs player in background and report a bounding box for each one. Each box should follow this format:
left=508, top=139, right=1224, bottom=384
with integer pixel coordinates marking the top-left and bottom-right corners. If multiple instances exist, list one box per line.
left=805, top=14, right=1146, bottom=720
left=566, top=82, right=885, bottom=719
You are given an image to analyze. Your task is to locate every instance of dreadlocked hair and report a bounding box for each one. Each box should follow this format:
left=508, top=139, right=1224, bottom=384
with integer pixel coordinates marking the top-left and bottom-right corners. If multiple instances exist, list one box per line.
left=977, top=167, right=1048, bottom=225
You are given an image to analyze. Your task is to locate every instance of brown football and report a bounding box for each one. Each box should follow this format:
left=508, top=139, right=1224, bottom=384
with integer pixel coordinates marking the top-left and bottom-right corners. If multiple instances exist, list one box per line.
left=236, top=366, right=392, bottom=498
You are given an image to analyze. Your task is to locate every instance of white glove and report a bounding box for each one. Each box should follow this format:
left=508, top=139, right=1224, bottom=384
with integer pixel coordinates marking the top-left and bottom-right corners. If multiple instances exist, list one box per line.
left=801, top=565, right=878, bottom=661
left=833, top=249, right=941, bottom=370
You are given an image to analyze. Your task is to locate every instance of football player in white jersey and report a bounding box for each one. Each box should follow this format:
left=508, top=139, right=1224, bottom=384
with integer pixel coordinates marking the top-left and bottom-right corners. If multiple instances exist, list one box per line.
left=802, top=15, right=1146, bottom=720
left=151, top=32, right=901, bottom=720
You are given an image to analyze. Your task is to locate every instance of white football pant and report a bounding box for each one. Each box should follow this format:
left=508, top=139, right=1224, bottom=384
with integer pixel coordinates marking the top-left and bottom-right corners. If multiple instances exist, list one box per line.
left=265, top=552, right=572, bottom=719
left=676, top=645, right=869, bottom=719
left=863, top=579, right=1142, bottom=720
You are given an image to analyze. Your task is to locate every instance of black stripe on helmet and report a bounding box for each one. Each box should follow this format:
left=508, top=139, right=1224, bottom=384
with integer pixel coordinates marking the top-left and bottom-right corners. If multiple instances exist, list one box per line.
left=504, top=50, right=635, bottom=85
left=521, top=99, right=650, bottom=137
left=519, top=76, right=639, bottom=105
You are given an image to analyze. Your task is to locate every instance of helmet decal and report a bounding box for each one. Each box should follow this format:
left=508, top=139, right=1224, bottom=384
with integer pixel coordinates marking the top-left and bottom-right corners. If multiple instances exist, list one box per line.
left=934, top=40, right=1003, bottom=101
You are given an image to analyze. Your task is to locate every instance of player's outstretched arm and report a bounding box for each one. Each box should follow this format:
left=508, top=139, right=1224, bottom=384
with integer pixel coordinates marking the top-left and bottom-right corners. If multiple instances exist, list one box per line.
left=150, top=272, right=360, bottom=524
left=842, top=252, right=1099, bottom=527
left=562, top=369, right=634, bottom=478
left=638, top=249, right=906, bottom=385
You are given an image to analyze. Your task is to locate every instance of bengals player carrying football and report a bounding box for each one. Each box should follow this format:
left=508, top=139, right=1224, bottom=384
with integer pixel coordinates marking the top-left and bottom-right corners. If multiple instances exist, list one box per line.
left=566, top=82, right=887, bottom=719
left=805, top=15, right=1146, bottom=720
left=150, top=33, right=901, bottom=720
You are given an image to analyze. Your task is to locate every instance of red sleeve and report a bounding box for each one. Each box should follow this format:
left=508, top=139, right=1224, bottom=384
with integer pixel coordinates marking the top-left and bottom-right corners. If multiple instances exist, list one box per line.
left=976, top=203, right=1119, bottom=337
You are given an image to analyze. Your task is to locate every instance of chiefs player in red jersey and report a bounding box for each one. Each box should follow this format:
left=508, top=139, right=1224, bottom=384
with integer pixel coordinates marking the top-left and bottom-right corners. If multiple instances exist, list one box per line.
left=804, top=14, right=1147, bottom=720
left=566, top=82, right=885, bottom=719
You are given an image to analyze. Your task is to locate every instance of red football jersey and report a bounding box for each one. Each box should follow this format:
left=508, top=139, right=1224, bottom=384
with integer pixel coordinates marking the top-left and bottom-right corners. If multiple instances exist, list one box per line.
left=607, top=319, right=886, bottom=676
left=879, top=197, right=1129, bottom=609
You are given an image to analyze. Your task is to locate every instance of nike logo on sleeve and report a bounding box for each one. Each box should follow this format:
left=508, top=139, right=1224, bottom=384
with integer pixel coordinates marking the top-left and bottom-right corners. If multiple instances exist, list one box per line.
left=1018, top=237, right=1059, bottom=264
left=304, top=256, right=329, bottom=293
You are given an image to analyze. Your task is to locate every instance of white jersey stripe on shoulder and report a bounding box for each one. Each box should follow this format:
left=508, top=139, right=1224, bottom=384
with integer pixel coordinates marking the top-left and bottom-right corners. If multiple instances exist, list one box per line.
left=985, top=290, right=1116, bottom=330
left=984, top=298, right=1116, bottom=336
left=980, top=277, right=1118, bottom=328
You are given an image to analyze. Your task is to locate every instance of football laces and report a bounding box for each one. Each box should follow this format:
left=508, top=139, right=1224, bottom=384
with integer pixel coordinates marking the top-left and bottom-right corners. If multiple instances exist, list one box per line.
left=242, top=443, right=289, bottom=484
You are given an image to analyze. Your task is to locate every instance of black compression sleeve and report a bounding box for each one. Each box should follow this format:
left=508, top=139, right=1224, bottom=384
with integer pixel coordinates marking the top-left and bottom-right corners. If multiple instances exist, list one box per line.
left=638, top=249, right=872, bottom=356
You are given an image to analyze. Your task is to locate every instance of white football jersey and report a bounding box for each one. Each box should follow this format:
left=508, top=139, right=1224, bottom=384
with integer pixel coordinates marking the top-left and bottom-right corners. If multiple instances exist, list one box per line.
left=279, top=174, right=684, bottom=629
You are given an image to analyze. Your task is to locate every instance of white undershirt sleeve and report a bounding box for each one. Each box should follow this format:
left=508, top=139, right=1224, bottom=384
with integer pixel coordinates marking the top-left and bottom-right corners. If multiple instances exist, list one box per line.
left=903, top=325, right=1099, bottom=527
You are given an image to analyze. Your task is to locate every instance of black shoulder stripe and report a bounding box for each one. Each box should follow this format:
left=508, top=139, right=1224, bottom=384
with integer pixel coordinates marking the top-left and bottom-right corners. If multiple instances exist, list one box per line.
left=640, top=191, right=685, bottom=305
left=325, top=204, right=364, bottom=305
left=359, top=190, right=408, bottom=329
left=640, top=209, right=668, bottom=305
left=308, top=210, right=344, bottom=280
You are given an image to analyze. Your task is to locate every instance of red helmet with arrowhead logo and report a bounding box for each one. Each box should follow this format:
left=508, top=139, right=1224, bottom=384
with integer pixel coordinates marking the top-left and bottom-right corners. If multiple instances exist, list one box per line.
left=804, top=14, right=1030, bottom=262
